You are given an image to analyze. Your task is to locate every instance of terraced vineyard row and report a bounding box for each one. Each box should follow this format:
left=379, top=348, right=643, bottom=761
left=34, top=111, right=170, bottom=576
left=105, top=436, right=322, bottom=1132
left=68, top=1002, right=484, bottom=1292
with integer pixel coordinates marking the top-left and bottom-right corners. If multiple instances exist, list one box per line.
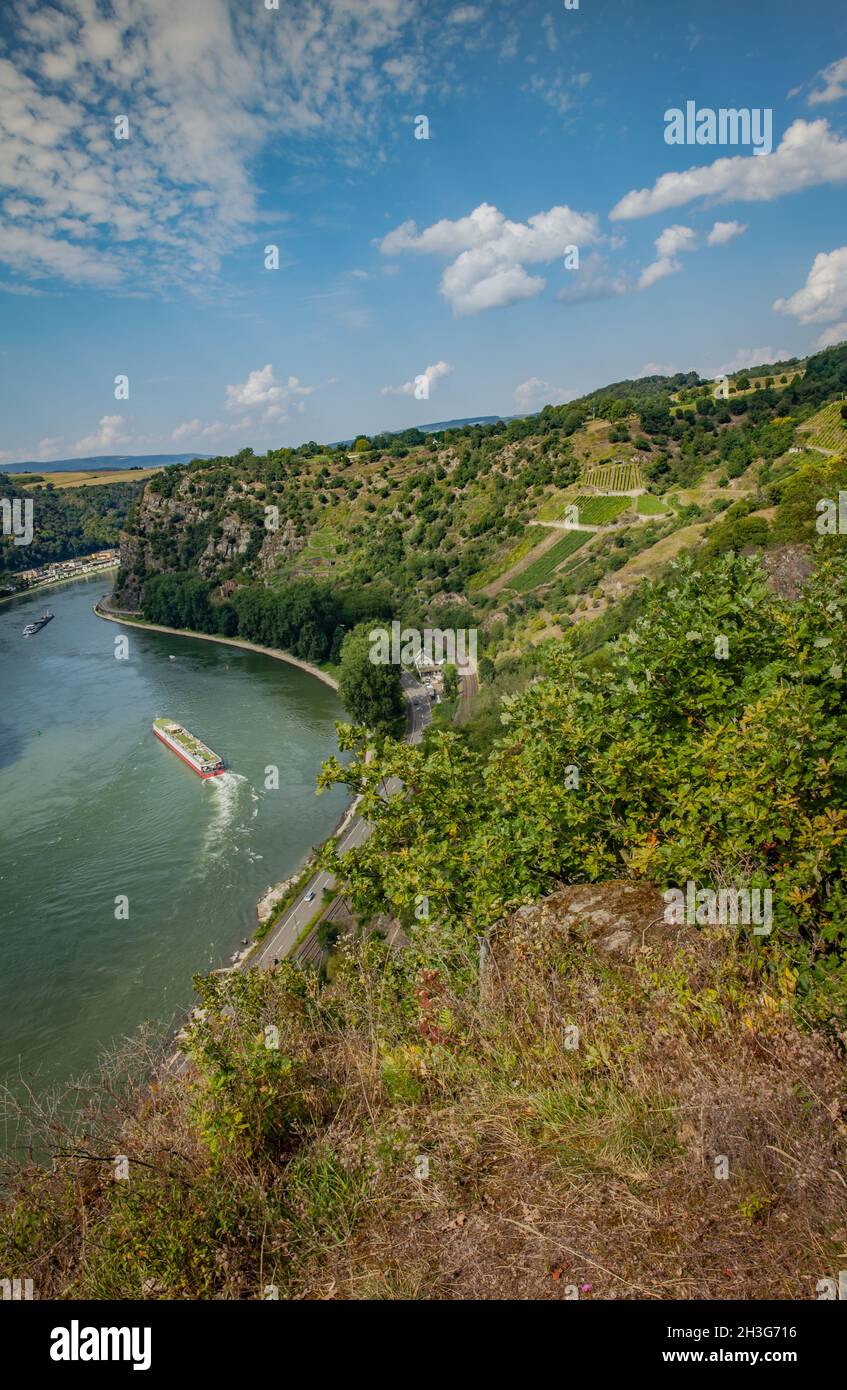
left=583, top=461, right=644, bottom=492
left=803, top=401, right=847, bottom=452
left=507, top=529, right=592, bottom=592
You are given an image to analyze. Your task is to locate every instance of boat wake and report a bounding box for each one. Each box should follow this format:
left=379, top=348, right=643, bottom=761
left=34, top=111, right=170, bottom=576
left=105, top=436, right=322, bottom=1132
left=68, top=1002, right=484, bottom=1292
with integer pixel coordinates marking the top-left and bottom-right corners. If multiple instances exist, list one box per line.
left=202, top=770, right=249, bottom=860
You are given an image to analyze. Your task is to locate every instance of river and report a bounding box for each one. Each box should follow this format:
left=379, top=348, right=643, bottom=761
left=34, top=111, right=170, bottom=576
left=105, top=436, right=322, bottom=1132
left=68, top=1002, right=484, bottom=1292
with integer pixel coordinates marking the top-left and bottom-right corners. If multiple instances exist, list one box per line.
left=0, top=574, right=348, bottom=1104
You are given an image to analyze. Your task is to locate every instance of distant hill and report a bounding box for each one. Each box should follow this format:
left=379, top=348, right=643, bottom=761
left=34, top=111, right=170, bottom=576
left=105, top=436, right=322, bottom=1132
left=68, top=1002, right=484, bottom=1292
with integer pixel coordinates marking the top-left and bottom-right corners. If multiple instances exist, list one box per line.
left=331, top=415, right=517, bottom=445
left=2, top=453, right=211, bottom=474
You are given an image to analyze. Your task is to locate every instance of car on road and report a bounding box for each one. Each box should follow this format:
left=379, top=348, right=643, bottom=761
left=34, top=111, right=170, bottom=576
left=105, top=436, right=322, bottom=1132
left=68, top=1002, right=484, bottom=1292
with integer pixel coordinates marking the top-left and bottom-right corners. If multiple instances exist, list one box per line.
left=304, top=889, right=316, bottom=903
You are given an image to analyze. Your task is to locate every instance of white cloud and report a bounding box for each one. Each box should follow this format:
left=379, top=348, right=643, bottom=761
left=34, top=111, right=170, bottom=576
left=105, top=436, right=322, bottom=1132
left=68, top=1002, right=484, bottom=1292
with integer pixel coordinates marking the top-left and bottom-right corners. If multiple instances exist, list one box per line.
left=526, top=70, right=591, bottom=120
left=610, top=119, right=847, bottom=221
left=448, top=6, right=484, bottom=23
left=514, top=378, right=575, bottom=412
left=774, top=246, right=847, bottom=325
left=716, top=347, right=792, bottom=375
left=0, top=0, right=428, bottom=291
left=379, top=201, right=601, bottom=315
left=809, top=56, right=847, bottom=106
left=225, top=365, right=317, bottom=414
left=381, top=361, right=452, bottom=397
left=637, top=224, right=697, bottom=290
left=171, top=419, right=203, bottom=442
left=72, top=415, right=130, bottom=455
left=640, top=362, right=679, bottom=377
left=557, top=251, right=628, bottom=303
left=226, top=364, right=284, bottom=412
left=707, top=219, right=748, bottom=246
left=35, top=436, right=63, bottom=459
left=817, top=323, right=847, bottom=349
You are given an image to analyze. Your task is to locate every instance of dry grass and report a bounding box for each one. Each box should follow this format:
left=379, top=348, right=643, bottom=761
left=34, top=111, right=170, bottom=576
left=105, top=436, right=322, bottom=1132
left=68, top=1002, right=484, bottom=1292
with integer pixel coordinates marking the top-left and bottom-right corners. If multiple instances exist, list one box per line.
left=2, top=890, right=845, bottom=1301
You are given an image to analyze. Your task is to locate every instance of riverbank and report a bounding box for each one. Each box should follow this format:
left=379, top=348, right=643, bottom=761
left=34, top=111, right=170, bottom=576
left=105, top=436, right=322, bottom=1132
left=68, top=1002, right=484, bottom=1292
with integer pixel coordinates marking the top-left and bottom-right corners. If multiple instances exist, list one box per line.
left=0, top=562, right=118, bottom=607
left=93, top=602, right=339, bottom=691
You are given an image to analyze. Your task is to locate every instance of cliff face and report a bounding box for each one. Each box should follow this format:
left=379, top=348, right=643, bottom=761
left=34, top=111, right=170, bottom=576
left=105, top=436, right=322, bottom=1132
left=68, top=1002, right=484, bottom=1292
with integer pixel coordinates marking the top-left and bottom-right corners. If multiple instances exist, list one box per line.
left=112, top=472, right=304, bottom=609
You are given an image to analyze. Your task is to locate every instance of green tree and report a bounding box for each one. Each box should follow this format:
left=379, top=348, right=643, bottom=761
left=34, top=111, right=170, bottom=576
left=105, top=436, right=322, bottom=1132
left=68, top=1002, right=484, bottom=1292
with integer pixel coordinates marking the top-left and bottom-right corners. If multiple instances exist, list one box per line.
left=443, top=662, right=459, bottom=698
left=337, top=623, right=405, bottom=732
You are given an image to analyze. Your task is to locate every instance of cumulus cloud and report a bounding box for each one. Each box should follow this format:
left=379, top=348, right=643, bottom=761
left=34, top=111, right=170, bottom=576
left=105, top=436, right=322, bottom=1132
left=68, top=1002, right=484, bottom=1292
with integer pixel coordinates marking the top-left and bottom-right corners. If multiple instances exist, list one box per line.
left=610, top=119, right=847, bottom=221
left=381, top=361, right=452, bottom=397
left=379, top=201, right=600, bottom=315
left=707, top=219, right=748, bottom=246
left=637, top=224, right=697, bottom=290
left=225, top=365, right=317, bottom=417
left=448, top=6, right=484, bottom=23
left=72, top=415, right=130, bottom=455
left=514, top=378, right=575, bottom=412
left=774, top=246, right=847, bottom=325
left=809, top=56, right=847, bottom=106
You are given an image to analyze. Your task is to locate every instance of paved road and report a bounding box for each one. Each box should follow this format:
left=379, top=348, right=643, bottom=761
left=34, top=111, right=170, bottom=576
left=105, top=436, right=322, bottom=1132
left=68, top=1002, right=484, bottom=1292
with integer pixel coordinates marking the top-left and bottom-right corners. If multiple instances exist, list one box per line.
left=250, top=670, right=431, bottom=970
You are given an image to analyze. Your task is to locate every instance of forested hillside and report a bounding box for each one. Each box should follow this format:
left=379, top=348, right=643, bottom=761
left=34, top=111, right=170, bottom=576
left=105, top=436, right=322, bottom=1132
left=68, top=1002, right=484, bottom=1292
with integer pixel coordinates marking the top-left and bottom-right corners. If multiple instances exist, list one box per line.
left=0, top=472, right=143, bottom=577
left=110, top=346, right=847, bottom=685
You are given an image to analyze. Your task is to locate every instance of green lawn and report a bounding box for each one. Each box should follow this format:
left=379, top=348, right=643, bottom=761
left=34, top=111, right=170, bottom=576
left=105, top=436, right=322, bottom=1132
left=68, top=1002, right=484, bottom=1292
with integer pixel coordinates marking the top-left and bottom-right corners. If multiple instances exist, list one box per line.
left=507, top=530, right=592, bottom=591
left=636, top=493, right=668, bottom=516
left=568, top=494, right=631, bottom=525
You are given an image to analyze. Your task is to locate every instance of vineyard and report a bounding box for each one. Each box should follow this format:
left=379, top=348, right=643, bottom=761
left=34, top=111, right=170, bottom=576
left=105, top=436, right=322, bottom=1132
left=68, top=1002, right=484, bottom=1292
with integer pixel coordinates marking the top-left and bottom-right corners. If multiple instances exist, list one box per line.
left=802, top=400, right=847, bottom=453
left=567, top=494, right=631, bottom=525
left=506, top=529, right=592, bottom=591
left=583, top=460, right=644, bottom=492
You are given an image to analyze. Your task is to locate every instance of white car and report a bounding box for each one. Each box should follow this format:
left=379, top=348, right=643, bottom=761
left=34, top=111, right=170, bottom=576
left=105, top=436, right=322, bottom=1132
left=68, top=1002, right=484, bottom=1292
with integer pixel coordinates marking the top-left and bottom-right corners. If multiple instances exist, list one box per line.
left=304, top=889, right=316, bottom=903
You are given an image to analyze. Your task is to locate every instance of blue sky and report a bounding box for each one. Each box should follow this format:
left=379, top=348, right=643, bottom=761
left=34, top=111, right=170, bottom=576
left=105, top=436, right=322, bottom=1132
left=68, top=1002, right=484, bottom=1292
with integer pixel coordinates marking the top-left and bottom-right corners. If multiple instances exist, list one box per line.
left=0, top=0, right=846, bottom=463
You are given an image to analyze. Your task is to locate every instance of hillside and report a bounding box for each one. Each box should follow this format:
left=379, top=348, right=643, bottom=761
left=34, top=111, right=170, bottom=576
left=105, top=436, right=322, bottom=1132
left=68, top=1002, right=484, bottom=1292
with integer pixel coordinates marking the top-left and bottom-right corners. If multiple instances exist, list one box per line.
left=108, top=345, right=847, bottom=673
left=0, top=471, right=145, bottom=579
left=4, top=539, right=847, bottom=1299
left=4, top=348, right=847, bottom=1302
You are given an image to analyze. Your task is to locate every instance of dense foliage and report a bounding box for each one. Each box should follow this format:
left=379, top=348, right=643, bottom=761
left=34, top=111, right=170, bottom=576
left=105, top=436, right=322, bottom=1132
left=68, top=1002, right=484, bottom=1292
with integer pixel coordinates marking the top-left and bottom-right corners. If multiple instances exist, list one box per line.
left=319, top=544, right=847, bottom=1027
left=0, top=473, right=141, bottom=576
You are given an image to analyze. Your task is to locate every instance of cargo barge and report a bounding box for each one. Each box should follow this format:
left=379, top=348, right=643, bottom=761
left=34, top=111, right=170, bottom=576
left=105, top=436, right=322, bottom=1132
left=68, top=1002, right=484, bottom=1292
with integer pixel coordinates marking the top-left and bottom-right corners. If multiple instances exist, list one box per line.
left=153, top=718, right=225, bottom=778
left=22, top=610, right=53, bottom=636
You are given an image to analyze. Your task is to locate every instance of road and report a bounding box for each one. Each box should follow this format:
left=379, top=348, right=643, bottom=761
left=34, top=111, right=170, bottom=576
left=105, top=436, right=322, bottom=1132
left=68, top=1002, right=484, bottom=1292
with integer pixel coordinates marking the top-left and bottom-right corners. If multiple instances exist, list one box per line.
left=250, top=670, right=431, bottom=970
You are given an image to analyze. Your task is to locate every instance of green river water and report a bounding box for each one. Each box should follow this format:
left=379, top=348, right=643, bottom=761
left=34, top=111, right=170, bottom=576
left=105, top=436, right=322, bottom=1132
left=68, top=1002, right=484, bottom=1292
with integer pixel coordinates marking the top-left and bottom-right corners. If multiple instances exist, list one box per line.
left=0, top=574, right=348, bottom=1113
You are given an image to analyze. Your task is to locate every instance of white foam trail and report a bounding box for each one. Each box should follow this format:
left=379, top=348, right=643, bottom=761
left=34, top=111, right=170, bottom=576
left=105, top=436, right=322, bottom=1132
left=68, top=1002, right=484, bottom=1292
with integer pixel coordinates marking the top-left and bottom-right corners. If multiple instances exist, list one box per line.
left=202, top=770, right=248, bottom=860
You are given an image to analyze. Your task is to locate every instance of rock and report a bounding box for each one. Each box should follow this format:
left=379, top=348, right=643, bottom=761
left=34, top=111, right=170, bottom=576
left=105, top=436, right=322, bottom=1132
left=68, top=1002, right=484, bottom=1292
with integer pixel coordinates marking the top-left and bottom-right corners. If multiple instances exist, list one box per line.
left=509, top=880, right=672, bottom=960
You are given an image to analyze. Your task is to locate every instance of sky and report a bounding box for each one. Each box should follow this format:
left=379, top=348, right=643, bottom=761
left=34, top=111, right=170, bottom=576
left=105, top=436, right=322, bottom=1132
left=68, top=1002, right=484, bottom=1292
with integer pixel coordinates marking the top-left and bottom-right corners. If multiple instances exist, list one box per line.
left=0, top=0, right=846, bottom=464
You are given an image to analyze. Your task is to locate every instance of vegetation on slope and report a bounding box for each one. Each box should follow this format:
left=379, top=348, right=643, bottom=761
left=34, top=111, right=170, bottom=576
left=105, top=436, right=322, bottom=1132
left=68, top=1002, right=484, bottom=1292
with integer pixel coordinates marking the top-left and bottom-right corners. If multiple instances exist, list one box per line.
left=0, top=472, right=143, bottom=577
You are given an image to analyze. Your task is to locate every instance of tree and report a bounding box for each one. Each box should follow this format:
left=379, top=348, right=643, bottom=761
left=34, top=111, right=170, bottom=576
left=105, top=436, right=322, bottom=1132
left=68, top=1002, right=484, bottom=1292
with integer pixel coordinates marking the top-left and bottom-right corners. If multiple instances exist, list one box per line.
left=443, top=662, right=459, bottom=698
left=337, top=623, right=405, bottom=732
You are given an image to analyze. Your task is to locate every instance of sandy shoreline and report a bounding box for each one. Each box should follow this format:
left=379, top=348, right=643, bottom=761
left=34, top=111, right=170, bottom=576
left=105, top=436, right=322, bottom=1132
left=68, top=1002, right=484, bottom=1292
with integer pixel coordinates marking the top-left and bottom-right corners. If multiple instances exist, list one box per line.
left=92, top=603, right=340, bottom=690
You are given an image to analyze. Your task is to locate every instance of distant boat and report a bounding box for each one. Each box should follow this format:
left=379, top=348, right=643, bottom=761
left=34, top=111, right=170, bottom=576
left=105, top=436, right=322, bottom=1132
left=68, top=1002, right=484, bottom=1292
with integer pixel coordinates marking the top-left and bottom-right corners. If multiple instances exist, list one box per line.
left=153, top=718, right=225, bottom=778
left=22, top=611, right=53, bottom=637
